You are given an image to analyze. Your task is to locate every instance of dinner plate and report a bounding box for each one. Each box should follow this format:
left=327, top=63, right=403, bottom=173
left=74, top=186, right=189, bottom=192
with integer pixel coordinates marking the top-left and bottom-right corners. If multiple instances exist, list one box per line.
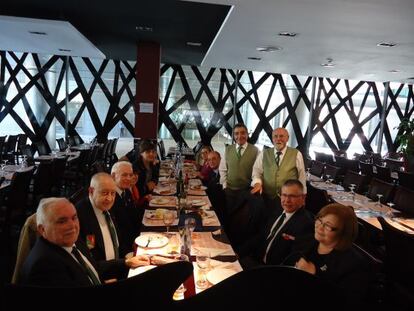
left=145, top=210, right=163, bottom=220
left=206, top=268, right=237, bottom=285
left=154, top=189, right=176, bottom=196
left=190, top=185, right=207, bottom=191
left=135, top=234, right=169, bottom=249
left=150, top=198, right=170, bottom=205
left=192, top=199, right=205, bottom=206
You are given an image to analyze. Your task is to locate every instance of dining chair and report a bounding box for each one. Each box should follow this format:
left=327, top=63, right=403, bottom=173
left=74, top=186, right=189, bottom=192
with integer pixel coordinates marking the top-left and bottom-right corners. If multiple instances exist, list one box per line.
left=377, top=217, right=414, bottom=308
left=366, top=178, right=394, bottom=204
left=305, top=182, right=331, bottom=216
left=322, top=164, right=341, bottom=183
left=392, top=186, right=414, bottom=217
left=309, top=160, right=324, bottom=177
left=397, top=170, right=414, bottom=191
left=342, top=171, right=367, bottom=194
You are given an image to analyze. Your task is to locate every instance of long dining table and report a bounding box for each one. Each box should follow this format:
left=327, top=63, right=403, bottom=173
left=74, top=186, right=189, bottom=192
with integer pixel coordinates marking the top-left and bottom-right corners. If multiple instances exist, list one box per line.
left=128, top=160, right=242, bottom=299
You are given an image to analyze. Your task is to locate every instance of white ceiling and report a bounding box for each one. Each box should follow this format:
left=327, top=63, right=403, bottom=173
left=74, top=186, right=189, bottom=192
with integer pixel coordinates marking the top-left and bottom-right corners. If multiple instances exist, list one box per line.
left=0, top=15, right=104, bottom=59
left=195, top=0, right=414, bottom=83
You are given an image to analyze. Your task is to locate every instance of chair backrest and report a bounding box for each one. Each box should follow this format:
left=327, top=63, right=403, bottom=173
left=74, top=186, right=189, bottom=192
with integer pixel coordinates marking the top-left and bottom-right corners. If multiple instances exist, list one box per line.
left=305, top=182, right=331, bottom=215
left=397, top=170, right=414, bottom=191
left=314, top=151, right=334, bottom=164
left=366, top=178, right=394, bottom=203
left=309, top=160, right=324, bottom=177
left=373, top=164, right=392, bottom=183
left=359, top=161, right=373, bottom=177
left=5, top=135, right=19, bottom=153
left=32, top=161, right=55, bottom=197
left=34, top=141, right=50, bottom=156
left=56, top=138, right=68, bottom=151
left=4, top=261, right=193, bottom=310
left=11, top=213, right=38, bottom=284
left=377, top=217, right=414, bottom=291
left=323, top=164, right=341, bottom=182
left=173, top=265, right=343, bottom=310
left=73, top=134, right=83, bottom=146
left=392, top=186, right=414, bottom=216
left=342, top=171, right=367, bottom=194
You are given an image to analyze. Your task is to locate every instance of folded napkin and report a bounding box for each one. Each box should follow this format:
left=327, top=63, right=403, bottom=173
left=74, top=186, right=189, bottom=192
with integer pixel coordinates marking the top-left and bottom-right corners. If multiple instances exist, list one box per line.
left=192, top=246, right=235, bottom=257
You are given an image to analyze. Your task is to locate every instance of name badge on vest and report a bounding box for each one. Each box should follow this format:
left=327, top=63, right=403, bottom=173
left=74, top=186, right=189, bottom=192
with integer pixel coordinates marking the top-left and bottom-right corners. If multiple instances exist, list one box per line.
left=86, top=234, right=96, bottom=249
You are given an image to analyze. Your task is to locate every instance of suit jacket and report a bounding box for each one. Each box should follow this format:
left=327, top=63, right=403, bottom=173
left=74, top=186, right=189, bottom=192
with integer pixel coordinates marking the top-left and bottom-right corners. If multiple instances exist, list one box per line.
left=111, top=191, right=142, bottom=249
left=76, top=198, right=129, bottom=260
left=240, top=207, right=314, bottom=265
left=19, top=237, right=101, bottom=287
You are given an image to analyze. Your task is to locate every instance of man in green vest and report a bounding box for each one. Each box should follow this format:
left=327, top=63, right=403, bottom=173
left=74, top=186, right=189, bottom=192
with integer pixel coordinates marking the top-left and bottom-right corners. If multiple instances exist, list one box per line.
left=251, top=127, right=306, bottom=211
left=219, top=123, right=259, bottom=215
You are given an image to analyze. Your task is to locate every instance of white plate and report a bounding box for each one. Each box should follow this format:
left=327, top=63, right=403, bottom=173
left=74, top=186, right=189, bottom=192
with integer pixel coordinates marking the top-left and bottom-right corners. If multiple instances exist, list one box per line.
left=154, top=189, right=176, bottom=196
left=206, top=268, right=237, bottom=285
left=190, top=185, right=207, bottom=191
left=192, top=199, right=205, bottom=206
left=145, top=210, right=163, bottom=220
left=150, top=198, right=170, bottom=205
left=135, top=234, right=169, bottom=249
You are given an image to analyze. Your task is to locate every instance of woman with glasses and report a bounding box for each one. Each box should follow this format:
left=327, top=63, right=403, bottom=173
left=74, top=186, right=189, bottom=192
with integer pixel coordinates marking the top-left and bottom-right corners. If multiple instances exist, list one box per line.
left=285, top=203, right=371, bottom=306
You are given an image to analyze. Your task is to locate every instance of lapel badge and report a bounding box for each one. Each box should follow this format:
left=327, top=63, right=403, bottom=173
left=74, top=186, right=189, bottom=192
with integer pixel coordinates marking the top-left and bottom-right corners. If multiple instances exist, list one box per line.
left=86, top=234, right=96, bottom=249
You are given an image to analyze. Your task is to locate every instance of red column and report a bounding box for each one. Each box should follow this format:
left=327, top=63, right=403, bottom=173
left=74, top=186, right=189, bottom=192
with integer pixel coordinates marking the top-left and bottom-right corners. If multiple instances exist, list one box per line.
left=135, top=42, right=161, bottom=139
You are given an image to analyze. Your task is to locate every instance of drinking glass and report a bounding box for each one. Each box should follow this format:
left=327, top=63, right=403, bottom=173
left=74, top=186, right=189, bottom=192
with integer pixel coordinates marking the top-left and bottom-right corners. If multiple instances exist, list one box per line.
left=163, top=210, right=175, bottom=233
left=386, top=202, right=395, bottom=218
left=376, top=194, right=383, bottom=207
left=306, top=168, right=311, bottom=181
left=349, top=184, right=356, bottom=201
left=185, top=217, right=196, bottom=233
left=196, top=253, right=210, bottom=289
left=325, top=174, right=331, bottom=184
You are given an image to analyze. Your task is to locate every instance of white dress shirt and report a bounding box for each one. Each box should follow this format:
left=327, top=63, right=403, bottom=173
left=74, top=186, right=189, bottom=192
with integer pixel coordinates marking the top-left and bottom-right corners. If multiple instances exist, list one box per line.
left=251, top=145, right=307, bottom=193
left=219, top=142, right=249, bottom=189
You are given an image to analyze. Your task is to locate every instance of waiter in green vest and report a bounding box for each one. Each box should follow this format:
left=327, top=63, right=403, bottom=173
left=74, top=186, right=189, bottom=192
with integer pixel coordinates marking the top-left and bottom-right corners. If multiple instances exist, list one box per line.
left=219, top=123, right=259, bottom=215
left=251, top=127, right=306, bottom=212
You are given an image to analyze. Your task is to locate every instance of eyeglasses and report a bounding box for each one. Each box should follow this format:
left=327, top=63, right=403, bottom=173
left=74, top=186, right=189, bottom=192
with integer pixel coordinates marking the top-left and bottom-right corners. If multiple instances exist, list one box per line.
left=280, top=194, right=303, bottom=200
left=315, top=217, right=338, bottom=232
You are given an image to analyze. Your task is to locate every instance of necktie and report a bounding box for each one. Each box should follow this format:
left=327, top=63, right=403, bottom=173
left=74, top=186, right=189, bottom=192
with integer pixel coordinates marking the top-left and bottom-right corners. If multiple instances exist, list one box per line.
left=237, top=146, right=243, bottom=158
left=71, top=247, right=101, bottom=285
left=275, top=151, right=282, bottom=167
left=103, top=210, right=119, bottom=259
left=264, top=213, right=287, bottom=263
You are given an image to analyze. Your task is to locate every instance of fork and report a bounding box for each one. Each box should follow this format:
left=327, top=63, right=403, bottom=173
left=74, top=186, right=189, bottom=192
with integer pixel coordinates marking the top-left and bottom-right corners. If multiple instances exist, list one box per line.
left=145, top=236, right=153, bottom=247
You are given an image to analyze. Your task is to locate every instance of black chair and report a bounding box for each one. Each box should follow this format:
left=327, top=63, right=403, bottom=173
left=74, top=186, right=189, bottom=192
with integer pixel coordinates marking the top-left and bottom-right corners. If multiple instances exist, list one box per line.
left=305, top=182, right=331, bottom=215
left=33, top=141, right=50, bottom=156
left=392, top=186, right=414, bottom=217
left=322, top=164, right=341, bottom=182
left=31, top=161, right=55, bottom=205
left=73, top=134, right=83, bottom=146
left=3, top=261, right=193, bottom=310
left=314, top=151, right=334, bottom=164
left=373, top=164, right=392, bottom=183
left=309, top=160, right=324, bottom=177
left=377, top=217, right=414, bottom=309
left=158, top=139, right=167, bottom=160
left=366, top=178, right=394, bottom=204
left=173, top=265, right=344, bottom=310
left=397, top=170, right=414, bottom=191
left=56, top=138, right=68, bottom=151
left=342, top=171, right=367, bottom=194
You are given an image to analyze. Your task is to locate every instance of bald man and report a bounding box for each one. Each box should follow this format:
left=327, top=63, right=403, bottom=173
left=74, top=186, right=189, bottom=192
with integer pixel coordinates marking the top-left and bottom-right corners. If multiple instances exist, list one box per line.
left=251, top=128, right=306, bottom=211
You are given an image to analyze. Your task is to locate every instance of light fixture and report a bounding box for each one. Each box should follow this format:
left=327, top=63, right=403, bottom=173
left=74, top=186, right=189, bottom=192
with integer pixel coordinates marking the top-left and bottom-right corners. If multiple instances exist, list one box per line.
left=58, top=48, right=72, bottom=52
left=321, top=58, right=335, bottom=68
left=186, top=42, right=202, bottom=47
left=29, top=31, right=47, bottom=35
left=388, top=69, right=400, bottom=73
left=377, top=42, right=397, bottom=47
left=247, top=57, right=261, bottom=61
left=278, top=31, right=298, bottom=37
left=256, top=46, right=282, bottom=52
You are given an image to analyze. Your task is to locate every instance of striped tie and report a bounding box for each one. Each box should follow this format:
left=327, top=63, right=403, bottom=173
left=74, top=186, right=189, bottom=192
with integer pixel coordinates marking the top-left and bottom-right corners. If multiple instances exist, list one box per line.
left=103, top=211, right=119, bottom=259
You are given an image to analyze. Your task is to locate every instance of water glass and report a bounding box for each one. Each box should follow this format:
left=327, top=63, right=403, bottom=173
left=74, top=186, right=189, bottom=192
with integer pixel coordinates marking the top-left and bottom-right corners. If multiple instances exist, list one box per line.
left=196, top=253, right=210, bottom=289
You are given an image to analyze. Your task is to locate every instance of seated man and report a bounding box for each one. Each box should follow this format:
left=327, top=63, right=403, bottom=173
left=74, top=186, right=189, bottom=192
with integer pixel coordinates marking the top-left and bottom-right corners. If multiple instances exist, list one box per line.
left=20, top=197, right=149, bottom=287
left=203, top=151, right=221, bottom=187
left=76, top=172, right=130, bottom=262
left=239, top=179, right=314, bottom=268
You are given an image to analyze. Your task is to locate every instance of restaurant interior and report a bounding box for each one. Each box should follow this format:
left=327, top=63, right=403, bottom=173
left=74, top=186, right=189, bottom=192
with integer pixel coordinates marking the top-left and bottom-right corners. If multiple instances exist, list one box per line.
left=0, top=0, right=414, bottom=310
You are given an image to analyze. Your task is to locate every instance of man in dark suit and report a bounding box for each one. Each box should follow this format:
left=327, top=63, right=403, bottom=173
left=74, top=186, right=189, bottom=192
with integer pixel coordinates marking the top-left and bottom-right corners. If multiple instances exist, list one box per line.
left=203, top=151, right=221, bottom=188
left=239, top=179, right=314, bottom=268
left=111, top=161, right=142, bottom=249
left=20, top=197, right=150, bottom=287
left=76, top=172, right=130, bottom=262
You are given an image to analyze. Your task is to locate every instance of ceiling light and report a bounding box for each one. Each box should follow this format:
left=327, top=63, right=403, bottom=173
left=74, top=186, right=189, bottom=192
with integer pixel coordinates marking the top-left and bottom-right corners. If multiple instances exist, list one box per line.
left=256, top=46, right=282, bottom=52
left=247, top=57, right=261, bottom=61
left=135, top=26, right=153, bottom=32
left=388, top=69, right=400, bottom=73
left=278, top=31, right=298, bottom=37
left=186, top=42, right=202, bottom=47
left=29, top=31, right=47, bottom=35
left=321, top=58, right=335, bottom=68
left=58, top=48, right=72, bottom=52
left=377, top=42, right=397, bottom=47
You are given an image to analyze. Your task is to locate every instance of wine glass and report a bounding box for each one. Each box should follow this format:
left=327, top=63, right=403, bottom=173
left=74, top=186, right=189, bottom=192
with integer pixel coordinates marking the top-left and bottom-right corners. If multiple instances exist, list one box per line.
left=325, top=174, right=331, bottom=184
left=163, top=210, right=175, bottom=233
left=306, top=167, right=311, bottom=181
left=376, top=194, right=383, bottom=207
left=349, top=184, right=356, bottom=201
left=185, top=217, right=196, bottom=233
left=196, top=253, right=210, bottom=289
left=386, top=202, right=395, bottom=218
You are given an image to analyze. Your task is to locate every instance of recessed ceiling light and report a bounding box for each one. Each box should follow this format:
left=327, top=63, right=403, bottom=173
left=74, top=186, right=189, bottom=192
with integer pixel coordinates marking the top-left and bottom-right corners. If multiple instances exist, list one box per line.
left=256, top=46, right=282, bottom=52
left=58, top=48, right=72, bottom=52
left=247, top=57, right=261, bottom=61
left=29, top=31, right=47, bottom=35
left=377, top=42, right=397, bottom=47
left=278, top=31, right=298, bottom=37
left=388, top=69, right=400, bottom=73
left=135, top=26, right=153, bottom=32
left=186, top=42, right=202, bottom=47
left=321, top=58, right=335, bottom=68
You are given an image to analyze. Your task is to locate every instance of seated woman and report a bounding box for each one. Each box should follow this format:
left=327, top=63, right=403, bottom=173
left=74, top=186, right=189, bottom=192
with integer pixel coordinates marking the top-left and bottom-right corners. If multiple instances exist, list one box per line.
left=196, top=145, right=213, bottom=180
left=130, top=171, right=151, bottom=207
left=132, top=140, right=159, bottom=196
left=284, top=203, right=371, bottom=306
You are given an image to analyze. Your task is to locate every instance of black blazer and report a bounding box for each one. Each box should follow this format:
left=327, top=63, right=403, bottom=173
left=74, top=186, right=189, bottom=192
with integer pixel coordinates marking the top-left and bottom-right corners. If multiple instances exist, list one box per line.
left=240, top=207, right=314, bottom=265
left=76, top=198, right=129, bottom=260
left=19, top=237, right=101, bottom=287
left=132, top=156, right=159, bottom=196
